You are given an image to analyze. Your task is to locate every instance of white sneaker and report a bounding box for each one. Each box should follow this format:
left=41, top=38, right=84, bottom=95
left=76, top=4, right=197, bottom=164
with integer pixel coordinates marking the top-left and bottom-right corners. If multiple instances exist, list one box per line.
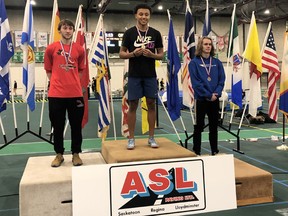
left=127, top=138, right=135, bottom=150
left=276, top=144, right=288, bottom=151
left=148, top=137, right=159, bottom=148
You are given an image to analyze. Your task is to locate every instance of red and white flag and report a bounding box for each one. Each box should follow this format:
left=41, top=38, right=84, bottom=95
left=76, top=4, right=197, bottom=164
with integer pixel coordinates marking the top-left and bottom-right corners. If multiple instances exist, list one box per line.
left=73, top=5, right=90, bottom=128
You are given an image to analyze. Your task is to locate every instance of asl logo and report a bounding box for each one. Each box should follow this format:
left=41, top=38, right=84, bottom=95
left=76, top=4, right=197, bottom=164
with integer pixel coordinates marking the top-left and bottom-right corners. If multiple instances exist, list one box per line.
left=120, top=167, right=197, bottom=199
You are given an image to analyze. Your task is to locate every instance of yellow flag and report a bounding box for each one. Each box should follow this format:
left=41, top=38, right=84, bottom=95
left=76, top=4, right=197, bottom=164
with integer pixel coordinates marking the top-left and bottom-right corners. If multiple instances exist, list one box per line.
left=141, top=97, right=149, bottom=134
left=49, top=0, right=61, bottom=43
left=242, top=12, right=262, bottom=78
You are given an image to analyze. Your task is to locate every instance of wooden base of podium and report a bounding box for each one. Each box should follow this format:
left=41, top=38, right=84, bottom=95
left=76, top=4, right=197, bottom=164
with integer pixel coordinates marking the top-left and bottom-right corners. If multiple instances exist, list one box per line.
left=101, top=137, right=197, bottom=163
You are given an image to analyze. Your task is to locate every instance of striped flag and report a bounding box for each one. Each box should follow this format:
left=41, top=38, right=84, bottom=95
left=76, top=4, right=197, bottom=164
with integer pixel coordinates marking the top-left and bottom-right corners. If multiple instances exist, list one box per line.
left=73, top=5, right=90, bottom=128
left=0, top=0, right=14, bottom=112
left=202, top=0, right=211, bottom=36
left=227, top=4, right=242, bottom=109
left=279, top=31, right=288, bottom=118
left=182, top=0, right=195, bottom=108
left=167, top=16, right=181, bottom=121
left=49, top=0, right=61, bottom=43
left=242, top=12, right=262, bottom=117
left=90, top=15, right=111, bottom=140
left=262, top=23, right=280, bottom=121
left=121, top=59, right=129, bottom=138
left=21, top=0, right=35, bottom=111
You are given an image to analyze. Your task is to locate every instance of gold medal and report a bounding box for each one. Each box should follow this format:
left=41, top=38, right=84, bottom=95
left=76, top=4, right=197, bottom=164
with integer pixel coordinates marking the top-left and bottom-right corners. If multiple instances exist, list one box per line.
left=207, top=77, right=211, bottom=81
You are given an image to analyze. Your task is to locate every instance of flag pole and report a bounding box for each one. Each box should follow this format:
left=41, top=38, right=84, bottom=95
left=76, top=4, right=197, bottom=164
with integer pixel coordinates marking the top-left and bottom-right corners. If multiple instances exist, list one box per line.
left=261, top=22, right=271, bottom=55
left=283, top=114, right=286, bottom=143
left=9, top=72, right=19, bottom=136
left=72, top=5, right=83, bottom=42
left=88, top=14, right=103, bottom=61
left=158, top=93, right=183, bottom=146
left=0, top=116, right=7, bottom=143
left=39, top=76, right=48, bottom=135
left=109, top=77, right=116, bottom=140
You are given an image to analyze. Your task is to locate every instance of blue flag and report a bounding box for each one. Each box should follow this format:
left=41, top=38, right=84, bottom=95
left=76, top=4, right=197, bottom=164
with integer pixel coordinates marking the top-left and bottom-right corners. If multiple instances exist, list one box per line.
left=90, top=15, right=111, bottom=140
left=21, top=0, right=35, bottom=111
left=0, top=0, right=14, bottom=112
left=279, top=32, right=288, bottom=118
left=167, top=18, right=181, bottom=121
left=202, top=0, right=211, bottom=36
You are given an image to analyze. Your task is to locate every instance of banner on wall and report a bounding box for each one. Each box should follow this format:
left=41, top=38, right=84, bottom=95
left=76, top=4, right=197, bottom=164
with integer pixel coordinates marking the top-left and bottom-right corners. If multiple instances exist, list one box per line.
left=14, top=30, right=22, bottom=50
left=37, top=32, right=48, bottom=49
left=72, top=155, right=237, bottom=216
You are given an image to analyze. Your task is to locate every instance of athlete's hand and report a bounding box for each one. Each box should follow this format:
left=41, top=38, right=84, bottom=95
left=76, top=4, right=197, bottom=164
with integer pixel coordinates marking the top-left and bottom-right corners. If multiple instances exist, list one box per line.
left=133, top=48, right=143, bottom=57
left=142, top=48, right=153, bottom=58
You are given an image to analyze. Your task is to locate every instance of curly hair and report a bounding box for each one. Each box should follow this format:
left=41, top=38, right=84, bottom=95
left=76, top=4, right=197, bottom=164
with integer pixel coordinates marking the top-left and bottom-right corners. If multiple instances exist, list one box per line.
left=133, top=4, right=152, bottom=14
left=195, top=36, right=215, bottom=57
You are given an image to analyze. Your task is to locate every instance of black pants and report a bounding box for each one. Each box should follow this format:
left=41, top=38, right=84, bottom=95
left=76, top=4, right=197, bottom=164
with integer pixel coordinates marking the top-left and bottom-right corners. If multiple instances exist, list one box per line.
left=48, top=97, right=84, bottom=154
left=193, top=99, right=219, bottom=155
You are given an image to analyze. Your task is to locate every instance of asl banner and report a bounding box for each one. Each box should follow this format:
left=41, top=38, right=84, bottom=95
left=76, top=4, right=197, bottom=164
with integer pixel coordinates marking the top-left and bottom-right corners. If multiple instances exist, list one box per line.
left=72, top=155, right=236, bottom=216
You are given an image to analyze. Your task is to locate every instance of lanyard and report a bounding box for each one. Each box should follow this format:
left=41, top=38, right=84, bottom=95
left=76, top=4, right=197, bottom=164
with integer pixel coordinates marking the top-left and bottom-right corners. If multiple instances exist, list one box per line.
left=60, top=41, right=73, bottom=71
left=200, top=56, right=212, bottom=81
left=136, top=25, right=149, bottom=48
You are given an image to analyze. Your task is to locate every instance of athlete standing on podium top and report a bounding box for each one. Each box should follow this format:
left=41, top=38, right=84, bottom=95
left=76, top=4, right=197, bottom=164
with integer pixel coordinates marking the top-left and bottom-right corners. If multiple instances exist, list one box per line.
left=189, top=36, right=225, bottom=156
left=119, top=4, right=164, bottom=150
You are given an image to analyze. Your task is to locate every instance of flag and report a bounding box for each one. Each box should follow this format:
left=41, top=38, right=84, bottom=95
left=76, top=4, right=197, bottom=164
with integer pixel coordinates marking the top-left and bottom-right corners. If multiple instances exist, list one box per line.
left=242, top=12, right=262, bottom=117
left=141, top=97, right=149, bottom=134
left=21, top=0, right=35, bottom=111
left=49, top=0, right=61, bottom=43
left=90, top=15, right=111, bottom=140
left=262, top=23, right=280, bottom=121
left=279, top=31, right=288, bottom=118
left=202, top=0, right=211, bottom=36
left=182, top=0, right=195, bottom=108
left=73, top=5, right=90, bottom=128
left=0, top=0, right=14, bottom=112
left=167, top=17, right=181, bottom=121
left=227, top=4, right=242, bottom=109
left=121, top=59, right=129, bottom=138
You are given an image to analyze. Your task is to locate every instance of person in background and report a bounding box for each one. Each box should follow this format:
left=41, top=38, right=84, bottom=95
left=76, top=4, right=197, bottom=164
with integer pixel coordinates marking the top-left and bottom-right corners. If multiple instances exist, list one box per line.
left=13, top=80, right=17, bottom=97
left=44, top=19, right=86, bottom=167
left=119, top=4, right=164, bottom=150
left=189, top=36, right=225, bottom=156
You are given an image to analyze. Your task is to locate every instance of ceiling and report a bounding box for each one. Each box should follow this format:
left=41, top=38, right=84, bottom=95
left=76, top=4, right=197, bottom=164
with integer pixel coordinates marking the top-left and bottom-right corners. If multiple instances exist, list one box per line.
left=4, top=0, right=288, bottom=23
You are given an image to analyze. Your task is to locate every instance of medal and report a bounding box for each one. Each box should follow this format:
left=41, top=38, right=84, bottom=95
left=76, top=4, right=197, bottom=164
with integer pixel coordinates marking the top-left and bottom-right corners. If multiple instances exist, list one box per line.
left=60, top=41, right=73, bottom=72
left=200, top=56, right=212, bottom=81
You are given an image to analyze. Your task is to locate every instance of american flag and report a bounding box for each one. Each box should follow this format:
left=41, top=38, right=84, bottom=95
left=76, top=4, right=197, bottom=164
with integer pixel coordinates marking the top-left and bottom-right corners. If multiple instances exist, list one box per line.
left=182, top=1, right=195, bottom=109
left=262, top=24, right=280, bottom=121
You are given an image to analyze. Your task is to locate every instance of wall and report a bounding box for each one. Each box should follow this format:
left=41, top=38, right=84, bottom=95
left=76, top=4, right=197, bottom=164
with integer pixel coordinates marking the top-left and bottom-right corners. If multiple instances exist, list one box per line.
left=7, top=9, right=286, bottom=92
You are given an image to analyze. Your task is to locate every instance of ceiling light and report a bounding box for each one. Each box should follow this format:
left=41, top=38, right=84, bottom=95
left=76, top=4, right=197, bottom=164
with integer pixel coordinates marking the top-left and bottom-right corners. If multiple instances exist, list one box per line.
left=264, top=9, right=270, bottom=14
left=30, top=0, right=36, bottom=5
left=158, top=5, right=163, bottom=10
left=214, top=8, right=217, bottom=12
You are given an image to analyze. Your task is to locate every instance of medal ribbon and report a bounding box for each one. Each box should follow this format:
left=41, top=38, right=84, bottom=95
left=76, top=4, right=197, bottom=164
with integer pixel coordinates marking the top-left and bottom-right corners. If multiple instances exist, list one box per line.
left=136, top=25, right=149, bottom=47
left=200, top=56, right=212, bottom=80
left=60, top=41, right=73, bottom=69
